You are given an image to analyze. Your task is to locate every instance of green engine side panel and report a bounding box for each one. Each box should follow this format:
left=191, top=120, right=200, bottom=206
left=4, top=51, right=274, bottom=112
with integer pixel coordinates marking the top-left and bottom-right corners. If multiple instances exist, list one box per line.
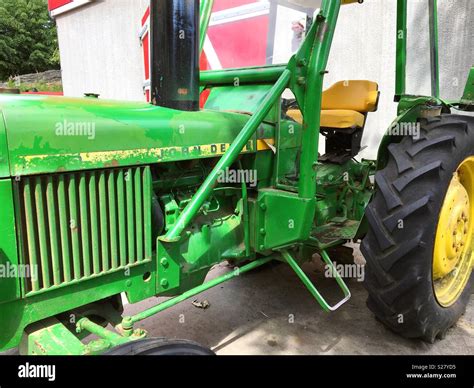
left=0, top=261, right=156, bottom=352
left=204, top=84, right=279, bottom=122
left=255, top=189, right=316, bottom=250
left=0, top=179, right=20, bottom=304
left=0, top=95, right=276, bottom=177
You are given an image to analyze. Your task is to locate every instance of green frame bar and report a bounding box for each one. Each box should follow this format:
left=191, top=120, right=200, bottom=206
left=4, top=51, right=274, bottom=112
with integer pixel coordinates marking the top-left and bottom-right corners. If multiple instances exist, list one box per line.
left=281, top=249, right=351, bottom=312
left=429, top=0, right=440, bottom=98
left=200, top=65, right=286, bottom=86
left=298, top=0, right=341, bottom=199
left=395, top=0, right=407, bottom=99
left=125, top=256, right=273, bottom=325
left=199, top=0, right=214, bottom=55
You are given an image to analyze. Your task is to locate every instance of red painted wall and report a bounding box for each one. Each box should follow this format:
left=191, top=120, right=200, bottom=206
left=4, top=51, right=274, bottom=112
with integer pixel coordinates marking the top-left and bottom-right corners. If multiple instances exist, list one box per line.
left=48, top=0, right=73, bottom=11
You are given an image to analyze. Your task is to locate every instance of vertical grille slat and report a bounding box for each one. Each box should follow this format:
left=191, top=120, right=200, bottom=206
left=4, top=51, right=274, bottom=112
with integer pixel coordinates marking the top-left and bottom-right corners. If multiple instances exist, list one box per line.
left=79, top=173, right=91, bottom=277
left=23, top=183, right=40, bottom=292
left=68, top=175, right=82, bottom=280
left=34, top=177, right=51, bottom=289
left=134, top=168, right=143, bottom=262
left=143, top=168, right=152, bottom=261
left=117, top=170, right=127, bottom=267
left=89, top=172, right=101, bottom=275
left=108, top=171, right=118, bottom=269
left=126, top=168, right=135, bottom=264
left=98, top=172, right=109, bottom=272
left=16, top=167, right=152, bottom=294
left=57, top=175, right=72, bottom=283
left=46, top=176, right=61, bottom=286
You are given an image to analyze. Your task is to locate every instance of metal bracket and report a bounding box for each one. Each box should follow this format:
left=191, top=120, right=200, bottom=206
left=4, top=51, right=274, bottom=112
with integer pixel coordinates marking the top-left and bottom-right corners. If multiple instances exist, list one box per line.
left=281, top=249, right=351, bottom=312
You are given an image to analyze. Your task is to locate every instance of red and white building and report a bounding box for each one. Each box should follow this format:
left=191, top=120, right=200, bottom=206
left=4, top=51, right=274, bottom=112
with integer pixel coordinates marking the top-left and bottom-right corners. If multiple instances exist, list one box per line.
left=49, top=0, right=312, bottom=102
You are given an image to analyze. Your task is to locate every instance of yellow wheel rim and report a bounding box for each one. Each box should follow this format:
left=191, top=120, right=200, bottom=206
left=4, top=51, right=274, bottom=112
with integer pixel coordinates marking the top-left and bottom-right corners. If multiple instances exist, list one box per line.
left=433, top=157, right=474, bottom=307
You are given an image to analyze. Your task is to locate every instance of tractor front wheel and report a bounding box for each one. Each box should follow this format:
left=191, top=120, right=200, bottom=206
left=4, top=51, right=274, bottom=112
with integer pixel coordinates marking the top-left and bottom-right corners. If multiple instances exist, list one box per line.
left=361, top=114, right=474, bottom=342
left=105, top=338, right=215, bottom=355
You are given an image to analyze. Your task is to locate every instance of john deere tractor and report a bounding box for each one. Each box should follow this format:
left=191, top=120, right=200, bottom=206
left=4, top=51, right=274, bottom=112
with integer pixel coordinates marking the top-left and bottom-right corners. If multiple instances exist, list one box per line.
left=0, top=0, right=472, bottom=355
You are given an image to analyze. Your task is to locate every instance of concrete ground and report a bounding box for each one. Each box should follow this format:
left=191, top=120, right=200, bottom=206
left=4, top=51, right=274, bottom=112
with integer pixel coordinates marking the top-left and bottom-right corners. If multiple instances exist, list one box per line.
left=123, top=246, right=474, bottom=355
left=2, top=246, right=472, bottom=355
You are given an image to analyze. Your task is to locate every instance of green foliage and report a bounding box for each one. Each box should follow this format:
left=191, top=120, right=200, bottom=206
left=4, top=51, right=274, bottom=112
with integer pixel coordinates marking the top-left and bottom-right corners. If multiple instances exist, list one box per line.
left=5, top=79, right=63, bottom=92
left=0, top=0, right=59, bottom=81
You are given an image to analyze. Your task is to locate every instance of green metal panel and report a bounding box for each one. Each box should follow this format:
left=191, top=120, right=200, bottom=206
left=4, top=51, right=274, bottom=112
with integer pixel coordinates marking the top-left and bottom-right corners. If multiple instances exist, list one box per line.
left=255, top=189, right=316, bottom=251
left=157, top=200, right=247, bottom=295
left=0, top=261, right=156, bottom=351
left=20, top=318, right=85, bottom=355
left=204, top=84, right=276, bottom=117
left=0, top=95, right=275, bottom=177
left=0, top=179, right=20, bottom=304
left=14, top=166, right=152, bottom=295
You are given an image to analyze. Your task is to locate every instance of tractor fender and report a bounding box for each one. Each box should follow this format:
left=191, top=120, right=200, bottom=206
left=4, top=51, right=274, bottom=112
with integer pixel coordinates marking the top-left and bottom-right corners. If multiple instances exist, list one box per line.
left=375, top=96, right=451, bottom=171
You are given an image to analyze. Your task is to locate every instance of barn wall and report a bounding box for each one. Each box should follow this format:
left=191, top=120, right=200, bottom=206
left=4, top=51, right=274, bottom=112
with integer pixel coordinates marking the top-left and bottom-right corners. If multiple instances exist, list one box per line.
left=327, top=0, right=474, bottom=159
left=56, top=0, right=149, bottom=101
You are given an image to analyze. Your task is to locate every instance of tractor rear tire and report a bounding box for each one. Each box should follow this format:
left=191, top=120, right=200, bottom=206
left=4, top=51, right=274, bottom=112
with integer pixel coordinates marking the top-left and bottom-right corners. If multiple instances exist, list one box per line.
left=361, top=114, right=474, bottom=342
left=105, top=338, right=215, bottom=355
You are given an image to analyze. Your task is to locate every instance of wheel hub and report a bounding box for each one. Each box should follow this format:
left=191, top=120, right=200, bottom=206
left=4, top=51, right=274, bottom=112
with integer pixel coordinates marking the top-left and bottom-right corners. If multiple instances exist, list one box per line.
left=433, top=158, right=474, bottom=307
left=434, top=174, right=469, bottom=277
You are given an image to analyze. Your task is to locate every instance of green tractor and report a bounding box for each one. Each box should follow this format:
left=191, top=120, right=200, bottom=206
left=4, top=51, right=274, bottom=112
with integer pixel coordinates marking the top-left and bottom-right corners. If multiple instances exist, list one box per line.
left=0, top=0, right=472, bottom=355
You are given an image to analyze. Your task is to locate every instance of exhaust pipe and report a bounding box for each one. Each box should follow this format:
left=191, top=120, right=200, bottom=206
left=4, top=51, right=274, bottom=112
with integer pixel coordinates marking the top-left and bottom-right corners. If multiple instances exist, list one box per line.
left=150, top=0, right=200, bottom=111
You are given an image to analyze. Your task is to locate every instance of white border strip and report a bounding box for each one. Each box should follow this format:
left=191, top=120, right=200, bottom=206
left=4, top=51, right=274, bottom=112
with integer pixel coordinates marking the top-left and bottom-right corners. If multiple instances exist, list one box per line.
left=210, top=1, right=270, bottom=26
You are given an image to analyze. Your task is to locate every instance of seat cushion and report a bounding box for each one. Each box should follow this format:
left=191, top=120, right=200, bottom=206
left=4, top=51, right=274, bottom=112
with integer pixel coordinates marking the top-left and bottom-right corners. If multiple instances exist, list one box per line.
left=320, top=109, right=365, bottom=129
left=321, top=80, right=379, bottom=113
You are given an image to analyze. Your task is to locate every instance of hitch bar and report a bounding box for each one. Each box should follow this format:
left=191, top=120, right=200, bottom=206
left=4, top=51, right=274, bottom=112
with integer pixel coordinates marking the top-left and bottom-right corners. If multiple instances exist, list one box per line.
left=281, top=249, right=351, bottom=312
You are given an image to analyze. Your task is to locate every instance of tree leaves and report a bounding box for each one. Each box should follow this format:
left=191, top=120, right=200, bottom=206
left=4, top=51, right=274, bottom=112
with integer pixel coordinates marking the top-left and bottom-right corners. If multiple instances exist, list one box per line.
left=0, top=0, right=60, bottom=80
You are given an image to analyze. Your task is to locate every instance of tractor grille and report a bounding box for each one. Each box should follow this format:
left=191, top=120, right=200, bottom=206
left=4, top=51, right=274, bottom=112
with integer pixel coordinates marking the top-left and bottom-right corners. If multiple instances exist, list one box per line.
left=15, top=166, right=152, bottom=294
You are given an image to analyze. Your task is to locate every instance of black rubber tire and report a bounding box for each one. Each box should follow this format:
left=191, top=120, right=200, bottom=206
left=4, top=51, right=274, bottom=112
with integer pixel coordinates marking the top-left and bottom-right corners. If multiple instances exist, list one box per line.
left=361, top=114, right=474, bottom=343
left=105, top=338, right=215, bottom=355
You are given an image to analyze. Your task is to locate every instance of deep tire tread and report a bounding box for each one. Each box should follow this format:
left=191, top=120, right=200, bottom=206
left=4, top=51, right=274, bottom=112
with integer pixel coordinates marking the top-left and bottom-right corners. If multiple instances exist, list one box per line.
left=362, top=114, right=474, bottom=342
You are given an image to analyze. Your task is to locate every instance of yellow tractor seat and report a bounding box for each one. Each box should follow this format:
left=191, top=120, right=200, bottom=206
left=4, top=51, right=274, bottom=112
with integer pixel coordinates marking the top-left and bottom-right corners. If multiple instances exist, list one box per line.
left=320, top=109, right=366, bottom=129
left=322, top=80, right=379, bottom=114
left=283, top=80, right=380, bottom=164
left=285, top=80, right=379, bottom=129
left=321, top=80, right=379, bottom=129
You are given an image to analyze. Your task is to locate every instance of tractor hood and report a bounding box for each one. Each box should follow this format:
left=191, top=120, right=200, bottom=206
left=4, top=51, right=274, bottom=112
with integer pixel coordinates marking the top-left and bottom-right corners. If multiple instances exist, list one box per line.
left=0, top=94, right=273, bottom=177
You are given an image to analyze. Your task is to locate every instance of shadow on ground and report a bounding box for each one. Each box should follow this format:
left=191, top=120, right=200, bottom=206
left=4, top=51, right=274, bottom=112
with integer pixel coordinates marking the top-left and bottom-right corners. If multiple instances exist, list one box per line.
left=123, top=251, right=474, bottom=355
